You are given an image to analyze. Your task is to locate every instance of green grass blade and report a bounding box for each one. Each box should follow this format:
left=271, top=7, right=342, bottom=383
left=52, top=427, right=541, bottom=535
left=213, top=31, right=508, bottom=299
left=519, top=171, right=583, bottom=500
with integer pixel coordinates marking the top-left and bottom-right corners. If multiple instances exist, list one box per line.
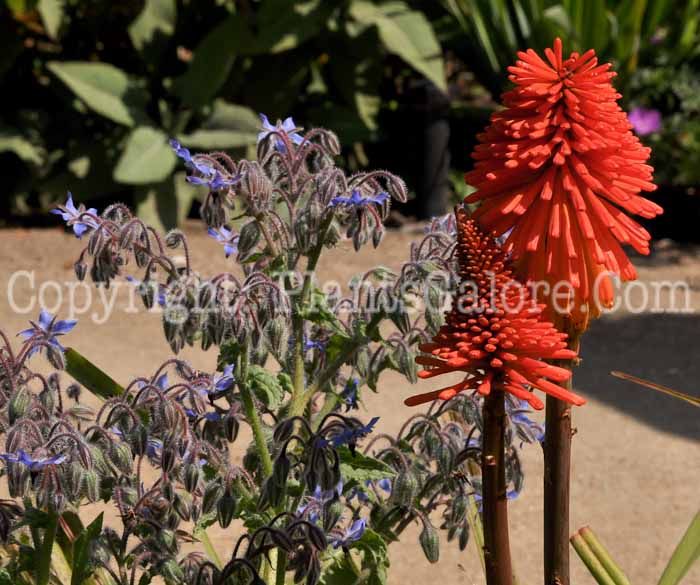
left=579, top=526, right=631, bottom=585
left=658, top=511, right=700, bottom=585
left=571, top=531, right=617, bottom=585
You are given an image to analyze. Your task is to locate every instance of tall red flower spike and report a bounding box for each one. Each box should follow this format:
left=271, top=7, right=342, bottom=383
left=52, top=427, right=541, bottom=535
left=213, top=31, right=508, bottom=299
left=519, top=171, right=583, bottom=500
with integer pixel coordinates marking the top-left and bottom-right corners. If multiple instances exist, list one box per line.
left=405, top=208, right=584, bottom=410
left=464, top=38, right=661, bottom=325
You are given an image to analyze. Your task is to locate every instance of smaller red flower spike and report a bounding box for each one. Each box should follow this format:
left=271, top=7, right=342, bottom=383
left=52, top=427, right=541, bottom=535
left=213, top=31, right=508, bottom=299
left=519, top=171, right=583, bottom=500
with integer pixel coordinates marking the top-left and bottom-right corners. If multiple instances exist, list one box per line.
left=405, top=208, right=584, bottom=410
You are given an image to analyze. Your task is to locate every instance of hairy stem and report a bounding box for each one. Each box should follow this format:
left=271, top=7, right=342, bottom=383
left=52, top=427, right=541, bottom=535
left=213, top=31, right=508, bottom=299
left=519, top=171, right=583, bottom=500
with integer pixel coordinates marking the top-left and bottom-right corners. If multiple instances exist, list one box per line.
left=482, top=389, right=513, bottom=585
left=544, top=322, right=582, bottom=585
left=289, top=215, right=334, bottom=416
left=238, top=347, right=273, bottom=477
left=35, top=509, right=59, bottom=585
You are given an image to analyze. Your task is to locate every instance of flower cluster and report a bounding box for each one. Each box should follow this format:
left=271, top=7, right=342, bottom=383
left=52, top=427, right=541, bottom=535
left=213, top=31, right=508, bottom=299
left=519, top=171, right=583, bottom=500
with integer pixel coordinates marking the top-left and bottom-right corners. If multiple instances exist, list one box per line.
left=465, top=38, right=661, bottom=324
left=406, top=208, right=584, bottom=410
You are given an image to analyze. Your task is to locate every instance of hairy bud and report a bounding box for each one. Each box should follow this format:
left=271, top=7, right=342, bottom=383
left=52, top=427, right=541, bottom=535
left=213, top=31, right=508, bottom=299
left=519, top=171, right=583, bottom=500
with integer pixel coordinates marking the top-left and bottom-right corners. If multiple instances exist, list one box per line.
left=419, top=519, right=440, bottom=563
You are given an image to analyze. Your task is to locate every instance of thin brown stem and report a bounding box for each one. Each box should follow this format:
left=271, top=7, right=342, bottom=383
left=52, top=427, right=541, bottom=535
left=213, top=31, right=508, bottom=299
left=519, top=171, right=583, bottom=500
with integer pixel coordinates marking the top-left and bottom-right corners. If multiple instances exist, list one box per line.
left=482, top=389, right=513, bottom=585
left=544, top=320, right=582, bottom=585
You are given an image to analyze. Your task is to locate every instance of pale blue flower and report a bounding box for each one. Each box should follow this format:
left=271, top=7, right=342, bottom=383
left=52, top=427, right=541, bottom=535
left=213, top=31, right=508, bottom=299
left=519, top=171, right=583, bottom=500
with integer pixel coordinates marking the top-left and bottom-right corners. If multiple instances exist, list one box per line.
left=19, top=310, right=77, bottom=356
left=51, top=192, right=98, bottom=239
left=258, top=113, right=303, bottom=153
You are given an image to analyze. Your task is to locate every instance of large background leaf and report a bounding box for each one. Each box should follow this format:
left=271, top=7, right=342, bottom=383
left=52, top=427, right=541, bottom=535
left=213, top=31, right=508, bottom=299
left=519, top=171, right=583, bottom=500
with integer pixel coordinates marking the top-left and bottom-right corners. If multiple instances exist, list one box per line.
left=114, top=126, right=177, bottom=184
left=350, top=0, right=446, bottom=91
left=47, top=61, right=149, bottom=126
left=178, top=101, right=259, bottom=149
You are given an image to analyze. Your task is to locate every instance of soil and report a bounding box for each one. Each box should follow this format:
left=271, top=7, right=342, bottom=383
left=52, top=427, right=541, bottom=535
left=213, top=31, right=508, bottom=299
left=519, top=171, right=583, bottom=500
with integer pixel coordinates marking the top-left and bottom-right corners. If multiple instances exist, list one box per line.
left=1, top=222, right=699, bottom=585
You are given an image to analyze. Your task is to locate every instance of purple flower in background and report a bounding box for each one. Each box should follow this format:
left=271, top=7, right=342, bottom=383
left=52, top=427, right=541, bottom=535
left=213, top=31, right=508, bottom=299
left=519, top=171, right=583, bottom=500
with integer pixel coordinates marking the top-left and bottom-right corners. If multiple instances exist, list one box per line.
left=208, top=227, right=239, bottom=258
left=0, top=449, right=66, bottom=470
left=330, top=518, right=366, bottom=549
left=258, top=114, right=304, bottom=153
left=328, top=190, right=389, bottom=209
left=19, top=310, right=77, bottom=356
left=51, top=192, right=98, bottom=239
left=628, top=107, right=662, bottom=136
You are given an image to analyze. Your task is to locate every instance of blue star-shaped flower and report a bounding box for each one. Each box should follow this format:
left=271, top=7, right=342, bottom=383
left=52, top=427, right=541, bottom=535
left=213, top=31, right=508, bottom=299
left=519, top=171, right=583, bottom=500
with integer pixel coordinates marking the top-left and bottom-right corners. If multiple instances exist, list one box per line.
left=213, top=364, right=236, bottom=392
left=170, top=139, right=240, bottom=191
left=0, top=449, right=66, bottom=470
left=341, top=378, right=360, bottom=412
left=208, top=227, right=239, bottom=258
left=258, top=113, right=304, bottom=153
left=326, top=416, right=379, bottom=448
left=297, top=482, right=343, bottom=524
left=18, top=310, right=77, bottom=356
left=187, top=169, right=240, bottom=191
left=50, top=192, right=98, bottom=239
left=330, top=518, right=366, bottom=549
left=328, top=190, right=389, bottom=209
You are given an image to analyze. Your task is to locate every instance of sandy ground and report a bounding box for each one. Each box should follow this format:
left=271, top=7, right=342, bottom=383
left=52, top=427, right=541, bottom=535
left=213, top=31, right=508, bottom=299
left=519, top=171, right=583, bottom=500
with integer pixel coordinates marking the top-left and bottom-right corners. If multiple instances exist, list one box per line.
left=1, top=222, right=699, bottom=585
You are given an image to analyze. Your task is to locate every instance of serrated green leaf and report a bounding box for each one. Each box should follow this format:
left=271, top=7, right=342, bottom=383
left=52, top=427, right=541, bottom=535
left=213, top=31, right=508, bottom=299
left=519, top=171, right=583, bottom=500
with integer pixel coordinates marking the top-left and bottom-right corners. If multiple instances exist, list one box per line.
left=47, top=61, right=149, bottom=127
left=129, top=0, right=176, bottom=52
left=352, top=528, right=390, bottom=585
left=178, top=100, right=259, bottom=149
left=248, top=365, right=285, bottom=410
left=38, top=0, right=64, bottom=39
left=349, top=1, right=445, bottom=91
left=338, top=446, right=396, bottom=483
left=302, top=289, right=349, bottom=336
left=114, top=126, right=176, bottom=185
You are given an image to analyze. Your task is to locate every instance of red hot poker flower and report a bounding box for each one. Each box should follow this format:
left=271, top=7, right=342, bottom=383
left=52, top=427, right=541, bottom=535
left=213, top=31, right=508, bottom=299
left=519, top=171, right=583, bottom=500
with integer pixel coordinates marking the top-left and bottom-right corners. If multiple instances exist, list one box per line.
left=464, top=38, right=661, bottom=323
left=405, top=209, right=584, bottom=410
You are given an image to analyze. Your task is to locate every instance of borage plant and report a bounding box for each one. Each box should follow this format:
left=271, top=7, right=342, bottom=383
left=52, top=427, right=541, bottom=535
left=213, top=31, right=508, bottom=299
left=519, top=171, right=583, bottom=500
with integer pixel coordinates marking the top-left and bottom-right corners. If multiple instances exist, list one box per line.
left=0, top=117, right=546, bottom=585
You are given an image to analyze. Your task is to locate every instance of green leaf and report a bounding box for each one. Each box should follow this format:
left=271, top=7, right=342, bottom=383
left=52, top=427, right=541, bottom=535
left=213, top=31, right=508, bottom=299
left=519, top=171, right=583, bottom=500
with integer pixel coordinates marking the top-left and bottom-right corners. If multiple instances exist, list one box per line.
left=114, top=126, right=176, bottom=184
left=129, top=0, right=176, bottom=53
left=134, top=173, right=195, bottom=232
left=65, top=347, right=124, bottom=400
left=0, top=126, right=43, bottom=165
left=338, top=446, right=396, bottom=483
left=47, top=61, right=149, bottom=127
left=178, top=101, right=259, bottom=149
left=71, top=513, right=103, bottom=585
left=658, top=511, right=700, bottom=585
left=350, top=1, right=445, bottom=91
left=38, top=0, right=64, bottom=39
left=6, top=0, right=37, bottom=15
left=247, top=365, right=285, bottom=410
left=353, top=528, right=390, bottom=585
left=172, top=14, right=253, bottom=109
left=255, top=0, right=334, bottom=53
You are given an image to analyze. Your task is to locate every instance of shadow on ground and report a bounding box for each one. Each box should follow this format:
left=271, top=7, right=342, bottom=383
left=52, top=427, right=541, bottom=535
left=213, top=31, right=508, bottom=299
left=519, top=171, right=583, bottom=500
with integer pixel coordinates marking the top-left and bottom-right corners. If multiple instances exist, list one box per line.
left=577, top=313, right=700, bottom=440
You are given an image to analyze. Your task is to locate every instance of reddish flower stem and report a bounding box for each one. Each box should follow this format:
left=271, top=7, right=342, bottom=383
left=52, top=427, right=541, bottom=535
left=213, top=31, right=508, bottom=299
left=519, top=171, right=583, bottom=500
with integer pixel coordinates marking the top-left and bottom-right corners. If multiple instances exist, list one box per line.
left=482, top=388, right=513, bottom=585
left=544, top=322, right=582, bottom=585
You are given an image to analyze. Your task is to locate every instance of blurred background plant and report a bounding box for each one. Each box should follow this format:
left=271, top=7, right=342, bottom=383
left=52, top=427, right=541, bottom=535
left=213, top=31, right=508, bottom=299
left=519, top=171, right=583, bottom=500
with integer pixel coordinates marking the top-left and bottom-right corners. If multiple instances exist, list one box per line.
left=2, top=0, right=699, bottom=235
